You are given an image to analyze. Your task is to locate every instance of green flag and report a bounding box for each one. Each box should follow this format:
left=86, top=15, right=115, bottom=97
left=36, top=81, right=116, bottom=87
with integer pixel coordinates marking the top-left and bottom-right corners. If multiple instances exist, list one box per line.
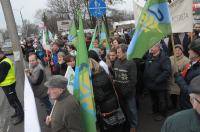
left=68, top=21, right=78, bottom=47
left=127, top=0, right=172, bottom=59
left=100, top=22, right=110, bottom=53
left=73, top=13, right=97, bottom=132
left=89, top=25, right=97, bottom=51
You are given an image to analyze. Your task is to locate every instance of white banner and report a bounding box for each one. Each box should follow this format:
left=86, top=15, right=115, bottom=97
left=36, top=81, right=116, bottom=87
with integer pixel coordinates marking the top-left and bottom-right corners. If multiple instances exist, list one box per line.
left=133, top=0, right=145, bottom=23
left=65, top=66, right=75, bottom=95
left=169, top=0, right=193, bottom=33
left=24, top=74, right=41, bottom=132
left=57, top=20, right=71, bottom=32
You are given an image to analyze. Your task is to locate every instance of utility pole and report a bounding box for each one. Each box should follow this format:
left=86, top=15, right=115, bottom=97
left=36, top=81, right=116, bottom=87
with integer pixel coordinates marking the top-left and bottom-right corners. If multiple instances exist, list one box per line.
left=1, top=0, right=25, bottom=105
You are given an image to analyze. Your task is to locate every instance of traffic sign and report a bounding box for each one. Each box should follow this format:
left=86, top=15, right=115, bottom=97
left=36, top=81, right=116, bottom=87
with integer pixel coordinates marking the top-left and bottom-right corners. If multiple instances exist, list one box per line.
left=89, top=0, right=106, bottom=17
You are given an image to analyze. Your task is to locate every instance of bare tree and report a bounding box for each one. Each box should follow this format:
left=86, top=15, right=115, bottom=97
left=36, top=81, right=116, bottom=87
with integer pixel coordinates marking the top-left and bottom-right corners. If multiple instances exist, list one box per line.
left=22, top=20, right=39, bottom=37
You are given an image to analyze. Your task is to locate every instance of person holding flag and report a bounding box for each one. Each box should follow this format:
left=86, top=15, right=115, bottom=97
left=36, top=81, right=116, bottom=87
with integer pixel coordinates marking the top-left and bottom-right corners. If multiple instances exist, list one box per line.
left=45, top=75, right=84, bottom=132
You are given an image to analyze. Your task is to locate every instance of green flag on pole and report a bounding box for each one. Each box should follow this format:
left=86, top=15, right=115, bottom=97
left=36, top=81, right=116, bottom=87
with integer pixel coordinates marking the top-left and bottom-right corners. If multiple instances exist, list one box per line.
left=100, top=21, right=110, bottom=53
left=127, top=0, right=172, bottom=59
left=73, top=13, right=97, bottom=132
left=68, top=21, right=78, bottom=47
left=89, top=25, right=97, bottom=51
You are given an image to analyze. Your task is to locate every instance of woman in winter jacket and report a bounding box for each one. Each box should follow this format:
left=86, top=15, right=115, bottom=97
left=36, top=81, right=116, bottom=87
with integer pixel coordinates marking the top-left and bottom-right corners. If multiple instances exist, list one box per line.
left=89, top=58, right=124, bottom=132
left=169, top=45, right=189, bottom=109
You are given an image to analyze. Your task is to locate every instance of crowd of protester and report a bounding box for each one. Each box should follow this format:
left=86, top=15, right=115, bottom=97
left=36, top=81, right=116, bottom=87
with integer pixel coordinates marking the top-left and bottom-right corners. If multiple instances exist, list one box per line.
left=19, top=25, right=200, bottom=132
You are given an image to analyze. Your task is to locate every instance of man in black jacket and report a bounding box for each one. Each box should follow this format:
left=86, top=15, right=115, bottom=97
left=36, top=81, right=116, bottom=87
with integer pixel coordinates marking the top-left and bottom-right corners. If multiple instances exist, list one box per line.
left=114, top=44, right=137, bottom=132
left=175, top=38, right=200, bottom=110
left=0, top=50, right=24, bottom=125
left=143, top=43, right=171, bottom=121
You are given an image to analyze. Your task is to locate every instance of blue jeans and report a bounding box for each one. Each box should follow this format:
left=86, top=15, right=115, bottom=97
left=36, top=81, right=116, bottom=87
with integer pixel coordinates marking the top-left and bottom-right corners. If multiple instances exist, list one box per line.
left=124, top=95, right=138, bottom=128
left=40, top=96, right=52, bottom=115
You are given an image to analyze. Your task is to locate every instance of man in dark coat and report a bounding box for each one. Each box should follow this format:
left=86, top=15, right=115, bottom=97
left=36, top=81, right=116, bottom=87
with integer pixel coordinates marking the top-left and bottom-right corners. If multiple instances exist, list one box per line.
left=175, top=38, right=200, bottom=110
left=161, top=75, right=200, bottom=132
left=114, top=44, right=137, bottom=132
left=143, top=43, right=171, bottom=121
left=45, top=75, right=84, bottom=132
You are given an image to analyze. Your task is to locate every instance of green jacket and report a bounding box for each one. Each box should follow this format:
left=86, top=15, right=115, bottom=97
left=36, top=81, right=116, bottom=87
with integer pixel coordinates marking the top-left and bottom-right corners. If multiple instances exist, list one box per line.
left=161, top=109, right=200, bottom=132
left=51, top=91, right=85, bottom=132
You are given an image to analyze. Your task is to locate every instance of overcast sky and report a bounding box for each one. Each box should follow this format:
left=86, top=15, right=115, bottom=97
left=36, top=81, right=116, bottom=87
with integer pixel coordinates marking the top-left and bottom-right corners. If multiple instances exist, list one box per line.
left=0, top=0, right=47, bottom=29
left=0, top=0, right=134, bottom=30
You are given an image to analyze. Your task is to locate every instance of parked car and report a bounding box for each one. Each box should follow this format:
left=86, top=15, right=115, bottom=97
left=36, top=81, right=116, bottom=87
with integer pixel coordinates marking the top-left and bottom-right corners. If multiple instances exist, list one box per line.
left=2, top=40, right=13, bottom=55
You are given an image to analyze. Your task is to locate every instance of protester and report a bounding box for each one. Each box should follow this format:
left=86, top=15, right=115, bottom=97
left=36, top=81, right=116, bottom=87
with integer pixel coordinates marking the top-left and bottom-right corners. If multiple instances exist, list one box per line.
left=161, top=75, right=200, bottom=132
left=93, top=39, right=100, bottom=49
left=35, top=41, right=46, bottom=66
left=143, top=43, right=171, bottom=121
left=106, top=48, right=117, bottom=77
left=175, top=38, right=200, bottom=110
left=24, top=40, right=35, bottom=61
left=67, top=44, right=77, bottom=56
left=45, top=75, right=85, bottom=132
left=114, top=44, right=138, bottom=132
left=182, top=30, right=199, bottom=57
left=0, top=50, right=24, bottom=125
left=26, top=53, right=52, bottom=115
left=54, top=52, right=67, bottom=76
left=112, top=38, right=120, bottom=50
left=50, top=42, right=60, bottom=74
left=65, top=55, right=76, bottom=71
left=88, top=49, right=110, bottom=75
left=169, top=44, right=189, bottom=109
left=89, top=58, right=124, bottom=132
left=99, top=47, right=107, bottom=61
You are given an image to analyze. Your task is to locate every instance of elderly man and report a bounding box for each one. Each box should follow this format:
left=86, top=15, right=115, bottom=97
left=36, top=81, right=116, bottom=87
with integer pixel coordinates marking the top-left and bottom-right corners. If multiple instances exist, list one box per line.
left=175, top=38, right=200, bottom=109
left=161, top=75, right=200, bottom=132
left=45, top=75, right=84, bottom=132
left=143, top=43, right=171, bottom=121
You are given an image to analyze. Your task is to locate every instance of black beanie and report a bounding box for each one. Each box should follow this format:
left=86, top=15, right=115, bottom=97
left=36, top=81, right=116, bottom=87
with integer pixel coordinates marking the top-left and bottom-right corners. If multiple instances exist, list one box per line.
left=88, top=50, right=101, bottom=62
left=189, top=38, right=200, bottom=55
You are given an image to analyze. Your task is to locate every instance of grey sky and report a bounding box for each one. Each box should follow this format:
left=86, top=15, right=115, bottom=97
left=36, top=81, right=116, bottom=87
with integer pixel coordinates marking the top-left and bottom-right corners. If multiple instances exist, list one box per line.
left=0, top=0, right=47, bottom=29
left=0, top=0, right=134, bottom=30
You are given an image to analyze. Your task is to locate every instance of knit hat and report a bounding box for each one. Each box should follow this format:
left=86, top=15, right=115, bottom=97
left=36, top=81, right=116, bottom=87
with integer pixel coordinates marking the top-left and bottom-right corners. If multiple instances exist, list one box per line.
left=44, top=75, right=67, bottom=89
left=88, top=49, right=101, bottom=62
left=175, top=44, right=183, bottom=51
left=189, top=75, right=200, bottom=94
left=189, top=38, right=200, bottom=55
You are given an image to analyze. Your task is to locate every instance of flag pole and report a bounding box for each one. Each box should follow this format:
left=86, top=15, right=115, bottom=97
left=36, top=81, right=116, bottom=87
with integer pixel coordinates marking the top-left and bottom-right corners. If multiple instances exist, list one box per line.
left=171, top=34, right=178, bottom=72
left=49, top=100, right=57, bottom=118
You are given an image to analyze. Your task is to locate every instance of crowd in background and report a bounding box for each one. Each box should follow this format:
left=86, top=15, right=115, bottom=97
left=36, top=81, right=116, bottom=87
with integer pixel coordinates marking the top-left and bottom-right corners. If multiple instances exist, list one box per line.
left=19, top=24, right=200, bottom=132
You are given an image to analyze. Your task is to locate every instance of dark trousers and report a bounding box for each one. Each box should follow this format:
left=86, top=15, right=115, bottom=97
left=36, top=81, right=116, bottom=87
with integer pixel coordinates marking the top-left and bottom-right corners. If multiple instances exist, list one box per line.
left=149, top=90, right=168, bottom=116
left=1, top=83, right=24, bottom=116
left=179, top=91, right=192, bottom=110
left=40, top=96, right=52, bottom=115
left=170, top=94, right=179, bottom=109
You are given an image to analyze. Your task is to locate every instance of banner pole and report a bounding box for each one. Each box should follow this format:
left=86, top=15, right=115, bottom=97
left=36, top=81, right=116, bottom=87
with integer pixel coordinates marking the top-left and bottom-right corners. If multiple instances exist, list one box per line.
left=171, top=34, right=178, bottom=72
